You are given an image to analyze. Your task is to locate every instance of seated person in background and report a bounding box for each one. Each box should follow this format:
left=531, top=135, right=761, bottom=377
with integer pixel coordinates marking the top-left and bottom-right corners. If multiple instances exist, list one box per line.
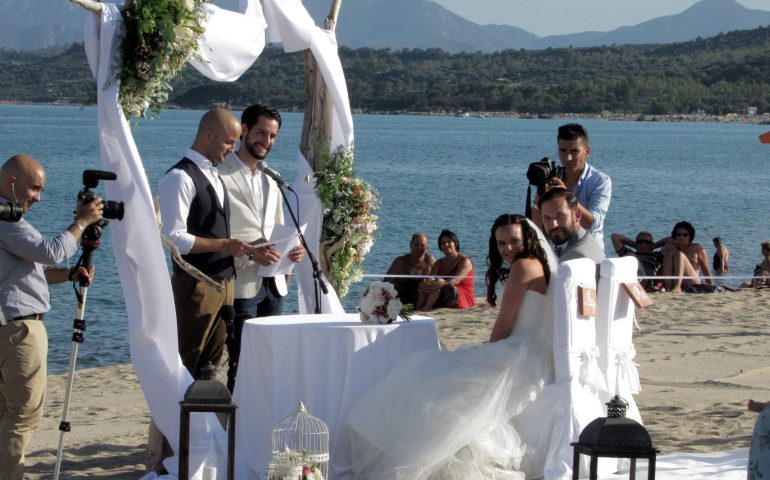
left=385, top=232, right=436, bottom=306
left=741, top=241, right=770, bottom=288
left=416, top=229, right=475, bottom=311
left=712, top=236, right=730, bottom=276
left=611, top=231, right=664, bottom=290
left=660, top=221, right=713, bottom=293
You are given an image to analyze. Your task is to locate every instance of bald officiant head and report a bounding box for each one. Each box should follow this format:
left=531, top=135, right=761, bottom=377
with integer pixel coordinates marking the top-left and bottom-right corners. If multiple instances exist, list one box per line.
left=191, top=107, right=241, bottom=166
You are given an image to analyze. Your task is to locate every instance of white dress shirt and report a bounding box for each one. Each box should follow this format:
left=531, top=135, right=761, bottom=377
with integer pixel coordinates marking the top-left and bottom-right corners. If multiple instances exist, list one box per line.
left=232, top=153, right=267, bottom=222
left=159, top=149, right=225, bottom=255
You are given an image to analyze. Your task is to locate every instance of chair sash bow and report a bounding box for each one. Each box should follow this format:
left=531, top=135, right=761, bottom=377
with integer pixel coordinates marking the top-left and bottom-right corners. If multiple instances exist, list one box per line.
left=612, top=344, right=641, bottom=394
left=571, top=345, right=607, bottom=392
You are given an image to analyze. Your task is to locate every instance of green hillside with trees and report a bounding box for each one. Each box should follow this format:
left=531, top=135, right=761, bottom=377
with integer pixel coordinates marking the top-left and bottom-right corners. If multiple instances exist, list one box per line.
left=1, top=25, right=769, bottom=115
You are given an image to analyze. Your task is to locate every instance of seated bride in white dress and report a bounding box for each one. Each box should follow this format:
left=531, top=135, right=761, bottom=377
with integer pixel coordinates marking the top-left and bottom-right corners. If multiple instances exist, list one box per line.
left=334, top=214, right=559, bottom=480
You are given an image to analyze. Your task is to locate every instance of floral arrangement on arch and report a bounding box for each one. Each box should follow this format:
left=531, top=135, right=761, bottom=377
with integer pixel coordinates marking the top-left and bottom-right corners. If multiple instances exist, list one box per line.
left=118, top=0, right=208, bottom=118
left=315, top=145, right=379, bottom=297
left=358, top=282, right=413, bottom=324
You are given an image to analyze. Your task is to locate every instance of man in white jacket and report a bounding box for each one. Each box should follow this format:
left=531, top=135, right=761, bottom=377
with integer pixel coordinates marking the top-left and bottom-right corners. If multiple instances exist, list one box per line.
left=219, top=104, right=305, bottom=391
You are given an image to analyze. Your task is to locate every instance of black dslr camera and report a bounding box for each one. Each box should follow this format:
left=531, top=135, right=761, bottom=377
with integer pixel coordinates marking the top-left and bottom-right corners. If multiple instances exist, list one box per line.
left=0, top=201, right=22, bottom=222
left=77, top=170, right=125, bottom=245
left=526, top=157, right=564, bottom=195
left=78, top=170, right=125, bottom=222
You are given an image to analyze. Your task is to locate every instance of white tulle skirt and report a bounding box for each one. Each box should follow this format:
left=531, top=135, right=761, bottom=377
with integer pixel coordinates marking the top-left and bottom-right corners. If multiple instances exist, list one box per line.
left=333, top=292, right=554, bottom=480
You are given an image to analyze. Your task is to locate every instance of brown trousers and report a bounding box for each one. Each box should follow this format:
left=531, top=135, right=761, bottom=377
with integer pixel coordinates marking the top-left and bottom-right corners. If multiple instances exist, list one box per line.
left=171, top=271, right=234, bottom=379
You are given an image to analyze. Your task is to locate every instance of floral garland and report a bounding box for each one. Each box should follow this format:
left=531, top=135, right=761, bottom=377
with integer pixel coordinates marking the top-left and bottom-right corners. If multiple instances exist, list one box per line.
left=358, top=282, right=413, bottom=324
left=118, top=0, right=207, bottom=118
left=314, top=145, right=379, bottom=297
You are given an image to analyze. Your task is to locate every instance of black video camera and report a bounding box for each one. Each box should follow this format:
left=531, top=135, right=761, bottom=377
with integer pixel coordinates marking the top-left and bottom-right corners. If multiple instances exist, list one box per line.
left=0, top=200, right=22, bottom=222
left=78, top=170, right=125, bottom=222
left=526, top=157, right=564, bottom=195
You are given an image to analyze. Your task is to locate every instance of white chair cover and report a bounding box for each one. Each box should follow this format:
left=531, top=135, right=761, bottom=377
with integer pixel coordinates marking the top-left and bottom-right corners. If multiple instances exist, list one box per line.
left=597, top=258, right=643, bottom=415
left=597, top=257, right=644, bottom=474
left=516, top=258, right=611, bottom=479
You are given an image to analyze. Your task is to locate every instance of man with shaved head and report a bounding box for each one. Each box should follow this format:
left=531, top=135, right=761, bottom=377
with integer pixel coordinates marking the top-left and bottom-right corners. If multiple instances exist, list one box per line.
left=385, top=232, right=436, bottom=306
left=159, top=108, right=253, bottom=379
left=0, top=154, right=103, bottom=479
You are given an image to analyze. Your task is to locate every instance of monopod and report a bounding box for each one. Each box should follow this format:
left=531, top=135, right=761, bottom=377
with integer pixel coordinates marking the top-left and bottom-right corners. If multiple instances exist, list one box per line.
left=53, top=220, right=107, bottom=480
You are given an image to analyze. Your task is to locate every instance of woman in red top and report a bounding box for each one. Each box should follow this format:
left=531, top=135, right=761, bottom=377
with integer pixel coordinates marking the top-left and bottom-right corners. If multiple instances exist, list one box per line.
left=416, top=229, right=475, bottom=310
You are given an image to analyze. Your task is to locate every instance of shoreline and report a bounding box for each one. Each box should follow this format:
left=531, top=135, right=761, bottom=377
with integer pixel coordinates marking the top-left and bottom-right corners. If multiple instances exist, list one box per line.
left=2, top=101, right=768, bottom=125
left=23, top=288, right=770, bottom=478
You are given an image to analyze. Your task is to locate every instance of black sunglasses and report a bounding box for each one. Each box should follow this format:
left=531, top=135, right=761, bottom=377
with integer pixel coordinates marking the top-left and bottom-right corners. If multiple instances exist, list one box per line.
left=675, top=232, right=690, bottom=238
left=636, top=239, right=652, bottom=244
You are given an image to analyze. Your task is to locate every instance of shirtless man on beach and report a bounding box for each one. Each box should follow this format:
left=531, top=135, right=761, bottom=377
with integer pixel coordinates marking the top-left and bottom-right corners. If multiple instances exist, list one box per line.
left=385, top=233, right=436, bottom=306
left=660, top=221, right=713, bottom=292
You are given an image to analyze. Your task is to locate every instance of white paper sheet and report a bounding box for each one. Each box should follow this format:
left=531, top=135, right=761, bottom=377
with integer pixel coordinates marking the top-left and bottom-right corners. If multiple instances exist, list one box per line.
left=256, top=223, right=304, bottom=278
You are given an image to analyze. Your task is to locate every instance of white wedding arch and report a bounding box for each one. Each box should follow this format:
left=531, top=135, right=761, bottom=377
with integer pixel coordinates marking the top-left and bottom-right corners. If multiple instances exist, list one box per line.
left=74, top=1, right=355, bottom=477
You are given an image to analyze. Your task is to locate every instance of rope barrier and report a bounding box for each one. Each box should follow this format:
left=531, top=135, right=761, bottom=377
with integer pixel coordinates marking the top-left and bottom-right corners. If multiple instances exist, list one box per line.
left=347, top=273, right=770, bottom=281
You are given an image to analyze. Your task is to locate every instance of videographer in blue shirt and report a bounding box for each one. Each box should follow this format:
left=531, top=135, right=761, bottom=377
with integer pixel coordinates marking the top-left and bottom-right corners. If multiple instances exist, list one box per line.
left=532, top=123, right=611, bottom=250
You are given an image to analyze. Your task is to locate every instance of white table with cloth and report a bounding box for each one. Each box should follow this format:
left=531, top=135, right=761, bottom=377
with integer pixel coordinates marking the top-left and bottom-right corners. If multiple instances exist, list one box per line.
left=233, top=313, right=441, bottom=479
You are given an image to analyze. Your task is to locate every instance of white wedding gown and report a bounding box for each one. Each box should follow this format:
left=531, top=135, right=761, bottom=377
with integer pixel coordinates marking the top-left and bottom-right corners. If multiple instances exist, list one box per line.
left=333, top=289, right=557, bottom=480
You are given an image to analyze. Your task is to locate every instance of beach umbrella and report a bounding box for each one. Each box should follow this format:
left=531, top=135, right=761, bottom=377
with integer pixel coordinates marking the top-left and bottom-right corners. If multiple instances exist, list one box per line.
left=760, top=131, right=770, bottom=144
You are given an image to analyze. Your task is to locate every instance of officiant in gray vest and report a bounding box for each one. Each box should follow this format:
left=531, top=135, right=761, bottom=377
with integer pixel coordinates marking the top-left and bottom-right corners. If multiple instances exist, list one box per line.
left=158, top=108, right=253, bottom=379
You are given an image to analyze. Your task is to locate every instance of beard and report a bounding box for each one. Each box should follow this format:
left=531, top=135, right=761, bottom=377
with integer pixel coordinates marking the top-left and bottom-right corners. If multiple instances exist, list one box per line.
left=547, top=226, right=574, bottom=245
left=246, top=141, right=270, bottom=161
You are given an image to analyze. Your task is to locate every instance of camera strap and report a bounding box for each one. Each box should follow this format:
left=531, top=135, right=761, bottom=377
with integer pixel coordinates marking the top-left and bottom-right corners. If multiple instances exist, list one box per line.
left=525, top=185, right=533, bottom=220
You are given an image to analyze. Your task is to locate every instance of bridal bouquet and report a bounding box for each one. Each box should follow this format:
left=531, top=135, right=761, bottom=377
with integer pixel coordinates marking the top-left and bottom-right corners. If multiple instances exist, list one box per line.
left=358, top=282, right=412, bottom=324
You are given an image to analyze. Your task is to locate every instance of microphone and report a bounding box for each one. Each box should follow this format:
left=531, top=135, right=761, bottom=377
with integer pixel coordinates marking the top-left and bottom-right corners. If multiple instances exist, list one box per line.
left=256, top=161, right=292, bottom=190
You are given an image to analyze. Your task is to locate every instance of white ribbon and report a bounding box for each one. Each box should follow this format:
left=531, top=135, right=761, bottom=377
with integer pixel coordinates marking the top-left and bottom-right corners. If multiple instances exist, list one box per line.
left=612, top=344, right=641, bottom=394
left=573, top=345, right=608, bottom=392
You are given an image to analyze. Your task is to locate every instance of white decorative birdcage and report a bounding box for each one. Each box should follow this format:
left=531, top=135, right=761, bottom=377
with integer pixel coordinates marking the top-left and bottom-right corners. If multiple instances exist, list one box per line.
left=267, top=402, right=329, bottom=480
left=266, top=446, right=303, bottom=479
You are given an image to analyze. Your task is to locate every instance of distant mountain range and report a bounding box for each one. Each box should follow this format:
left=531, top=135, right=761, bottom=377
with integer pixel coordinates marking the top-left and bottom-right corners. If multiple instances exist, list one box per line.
left=2, top=0, right=770, bottom=52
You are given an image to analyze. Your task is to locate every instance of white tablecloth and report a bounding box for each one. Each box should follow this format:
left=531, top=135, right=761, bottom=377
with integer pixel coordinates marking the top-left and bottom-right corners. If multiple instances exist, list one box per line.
left=233, top=313, right=441, bottom=479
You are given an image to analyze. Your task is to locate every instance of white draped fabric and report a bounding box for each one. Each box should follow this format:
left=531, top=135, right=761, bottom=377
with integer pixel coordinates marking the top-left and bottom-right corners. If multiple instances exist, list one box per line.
left=82, top=1, right=353, bottom=478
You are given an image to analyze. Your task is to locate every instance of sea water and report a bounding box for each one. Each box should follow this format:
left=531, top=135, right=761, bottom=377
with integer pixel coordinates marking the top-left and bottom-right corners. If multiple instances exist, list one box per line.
left=0, top=104, right=767, bottom=373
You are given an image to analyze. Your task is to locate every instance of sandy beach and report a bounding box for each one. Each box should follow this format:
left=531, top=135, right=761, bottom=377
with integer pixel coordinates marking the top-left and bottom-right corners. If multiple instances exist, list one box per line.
left=23, top=288, right=770, bottom=478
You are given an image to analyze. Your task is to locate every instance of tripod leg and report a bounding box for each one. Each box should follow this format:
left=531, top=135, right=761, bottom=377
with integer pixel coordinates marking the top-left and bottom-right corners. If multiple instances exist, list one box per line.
left=53, top=285, right=88, bottom=480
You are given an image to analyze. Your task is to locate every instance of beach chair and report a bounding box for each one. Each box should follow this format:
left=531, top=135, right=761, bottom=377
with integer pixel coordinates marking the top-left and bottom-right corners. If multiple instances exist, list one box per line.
left=516, top=258, right=611, bottom=480
left=597, top=256, right=644, bottom=422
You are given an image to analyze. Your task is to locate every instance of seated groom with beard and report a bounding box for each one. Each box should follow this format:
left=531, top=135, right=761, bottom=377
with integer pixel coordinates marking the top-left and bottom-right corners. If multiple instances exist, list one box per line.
left=539, top=187, right=605, bottom=265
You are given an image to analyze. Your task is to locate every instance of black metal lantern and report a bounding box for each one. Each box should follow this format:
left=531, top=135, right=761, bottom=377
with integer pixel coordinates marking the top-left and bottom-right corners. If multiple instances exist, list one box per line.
left=571, top=395, right=659, bottom=480
left=179, top=362, right=237, bottom=480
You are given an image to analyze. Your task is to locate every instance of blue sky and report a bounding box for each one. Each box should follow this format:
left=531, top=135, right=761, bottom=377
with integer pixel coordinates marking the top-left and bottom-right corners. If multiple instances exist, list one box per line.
left=432, top=0, right=770, bottom=36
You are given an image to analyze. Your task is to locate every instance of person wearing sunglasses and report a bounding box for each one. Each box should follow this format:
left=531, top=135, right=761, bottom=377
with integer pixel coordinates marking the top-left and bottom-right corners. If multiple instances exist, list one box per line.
left=611, top=230, right=665, bottom=291
left=660, top=221, right=713, bottom=292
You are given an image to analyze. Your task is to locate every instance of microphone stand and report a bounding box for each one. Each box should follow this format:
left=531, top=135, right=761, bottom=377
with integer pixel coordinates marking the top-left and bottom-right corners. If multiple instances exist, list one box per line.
left=277, top=185, right=329, bottom=314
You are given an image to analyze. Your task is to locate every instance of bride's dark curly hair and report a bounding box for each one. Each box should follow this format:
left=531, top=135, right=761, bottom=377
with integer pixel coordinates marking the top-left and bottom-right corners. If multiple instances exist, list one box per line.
left=485, top=213, right=551, bottom=307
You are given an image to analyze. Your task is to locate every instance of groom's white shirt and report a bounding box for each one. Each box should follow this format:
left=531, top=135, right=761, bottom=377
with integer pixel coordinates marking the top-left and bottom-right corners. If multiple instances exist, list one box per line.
left=219, top=152, right=287, bottom=298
